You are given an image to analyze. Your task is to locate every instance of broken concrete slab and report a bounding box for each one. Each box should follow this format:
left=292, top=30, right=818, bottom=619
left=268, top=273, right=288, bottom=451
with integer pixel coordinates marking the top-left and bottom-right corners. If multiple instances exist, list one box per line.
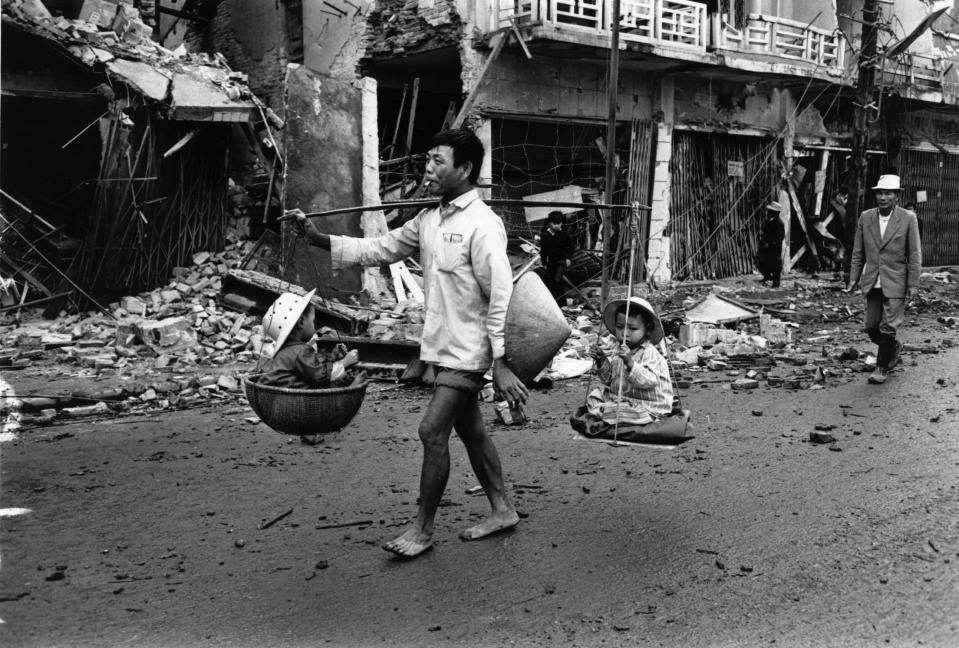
left=685, top=294, right=759, bottom=325
left=106, top=58, right=171, bottom=101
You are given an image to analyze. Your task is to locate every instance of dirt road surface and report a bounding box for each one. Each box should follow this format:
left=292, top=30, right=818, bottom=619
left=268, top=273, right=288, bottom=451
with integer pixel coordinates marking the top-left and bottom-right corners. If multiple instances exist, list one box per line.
left=2, top=290, right=958, bottom=648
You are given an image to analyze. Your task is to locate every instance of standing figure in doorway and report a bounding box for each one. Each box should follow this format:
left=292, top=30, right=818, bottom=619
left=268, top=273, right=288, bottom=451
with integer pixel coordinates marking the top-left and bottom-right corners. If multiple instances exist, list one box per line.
left=756, top=201, right=785, bottom=287
left=539, top=210, right=574, bottom=302
left=846, top=174, right=922, bottom=384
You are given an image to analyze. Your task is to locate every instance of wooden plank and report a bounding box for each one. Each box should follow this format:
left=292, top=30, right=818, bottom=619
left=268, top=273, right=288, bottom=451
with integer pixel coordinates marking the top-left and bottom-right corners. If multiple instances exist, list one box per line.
left=786, top=178, right=819, bottom=264
left=509, top=17, right=532, bottom=59
left=451, top=31, right=507, bottom=130
left=389, top=262, right=407, bottom=302
left=787, top=245, right=807, bottom=272
left=222, top=268, right=371, bottom=334
left=404, top=78, right=420, bottom=159
left=398, top=264, right=424, bottom=303
left=814, top=150, right=829, bottom=216
left=0, top=256, right=54, bottom=296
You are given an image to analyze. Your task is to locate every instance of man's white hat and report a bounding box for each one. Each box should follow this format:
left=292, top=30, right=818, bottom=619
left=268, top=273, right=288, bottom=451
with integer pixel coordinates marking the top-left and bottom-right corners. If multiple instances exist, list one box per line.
left=262, top=289, right=316, bottom=356
left=872, top=174, right=901, bottom=191
left=766, top=201, right=782, bottom=212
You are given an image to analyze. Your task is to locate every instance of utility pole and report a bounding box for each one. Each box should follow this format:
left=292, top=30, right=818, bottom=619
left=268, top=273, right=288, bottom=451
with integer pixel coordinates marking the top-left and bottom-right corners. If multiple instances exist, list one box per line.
left=601, top=0, right=622, bottom=302
left=845, top=0, right=880, bottom=278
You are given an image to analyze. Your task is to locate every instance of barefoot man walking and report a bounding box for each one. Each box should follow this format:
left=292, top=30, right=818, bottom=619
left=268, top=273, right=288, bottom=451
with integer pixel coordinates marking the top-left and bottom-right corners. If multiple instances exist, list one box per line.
left=289, top=128, right=528, bottom=558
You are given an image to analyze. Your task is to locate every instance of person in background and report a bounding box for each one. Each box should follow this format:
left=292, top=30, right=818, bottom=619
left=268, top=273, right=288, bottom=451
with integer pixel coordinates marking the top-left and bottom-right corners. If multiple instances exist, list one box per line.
left=845, top=174, right=922, bottom=385
left=539, top=210, right=574, bottom=302
left=756, top=201, right=785, bottom=287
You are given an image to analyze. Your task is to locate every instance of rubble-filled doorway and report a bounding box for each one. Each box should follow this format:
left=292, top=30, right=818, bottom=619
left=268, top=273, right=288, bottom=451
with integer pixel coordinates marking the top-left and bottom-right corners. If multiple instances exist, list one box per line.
left=669, top=130, right=779, bottom=280
left=488, top=115, right=650, bottom=287
left=899, top=147, right=959, bottom=266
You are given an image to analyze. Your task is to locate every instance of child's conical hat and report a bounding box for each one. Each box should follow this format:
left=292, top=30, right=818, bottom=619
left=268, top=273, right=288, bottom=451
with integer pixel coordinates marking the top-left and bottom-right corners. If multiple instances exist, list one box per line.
left=602, top=296, right=664, bottom=345
left=261, top=288, right=316, bottom=357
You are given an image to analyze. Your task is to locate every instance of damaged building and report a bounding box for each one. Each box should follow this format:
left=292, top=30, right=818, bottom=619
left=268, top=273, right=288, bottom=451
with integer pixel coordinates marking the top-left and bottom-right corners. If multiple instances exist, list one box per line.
left=9, top=0, right=959, bottom=317
left=168, top=0, right=959, bottom=292
left=358, top=0, right=959, bottom=281
left=0, top=0, right=276, bottom=312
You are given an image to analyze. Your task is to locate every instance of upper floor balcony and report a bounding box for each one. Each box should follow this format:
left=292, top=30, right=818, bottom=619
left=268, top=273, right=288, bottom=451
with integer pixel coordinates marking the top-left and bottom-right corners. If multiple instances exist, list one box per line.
left=880, top=51, right=943, bottom=94
left=488, top=1, right=957, bottom=95
left=498, top=0, right=709, bottom=52
left=711, top=13, right=844, bottom=71
left=492, top=1, right=844, bottom=77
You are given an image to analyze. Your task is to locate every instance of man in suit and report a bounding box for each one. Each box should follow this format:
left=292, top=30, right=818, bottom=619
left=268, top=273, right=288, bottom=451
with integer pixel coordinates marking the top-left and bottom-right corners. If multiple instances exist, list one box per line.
left=846, top=174, right=922, bottom=384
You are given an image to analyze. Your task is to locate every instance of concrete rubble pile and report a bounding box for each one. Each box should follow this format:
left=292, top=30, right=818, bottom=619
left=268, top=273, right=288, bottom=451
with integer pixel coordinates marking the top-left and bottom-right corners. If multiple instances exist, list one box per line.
left=3, top=0, right=270, bottom=110
left=0, top=234, right=263, bottom=427
left=0, top=234, right=431, bottom=428
left=544, top=276, right=957, bottom=394
left=3, top=259, right=955, bottom=430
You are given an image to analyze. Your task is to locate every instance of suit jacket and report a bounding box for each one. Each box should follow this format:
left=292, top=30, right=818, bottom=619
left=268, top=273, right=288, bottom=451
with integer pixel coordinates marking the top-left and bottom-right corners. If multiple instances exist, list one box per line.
left=849, top=206, right=922, bottom=298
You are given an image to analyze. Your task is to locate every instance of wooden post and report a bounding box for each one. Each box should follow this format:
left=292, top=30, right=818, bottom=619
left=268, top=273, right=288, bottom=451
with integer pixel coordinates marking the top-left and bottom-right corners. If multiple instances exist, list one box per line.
left=601, top=0, right=622, bottom=303
left=845, top=0, right=879, bottom=279
left=451, top=31, right=508, bottom=130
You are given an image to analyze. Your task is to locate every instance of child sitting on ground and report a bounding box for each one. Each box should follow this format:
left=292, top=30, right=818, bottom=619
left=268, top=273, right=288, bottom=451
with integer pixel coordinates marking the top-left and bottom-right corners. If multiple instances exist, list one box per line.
left=584, top=296, right=674, bottom=428
left=258, top=289, right=365, bottom=389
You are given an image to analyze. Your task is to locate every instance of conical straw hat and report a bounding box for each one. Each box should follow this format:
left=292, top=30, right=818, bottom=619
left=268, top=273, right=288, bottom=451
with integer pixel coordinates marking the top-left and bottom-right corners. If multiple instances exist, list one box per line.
left=505, top=272, right=571, bottom=384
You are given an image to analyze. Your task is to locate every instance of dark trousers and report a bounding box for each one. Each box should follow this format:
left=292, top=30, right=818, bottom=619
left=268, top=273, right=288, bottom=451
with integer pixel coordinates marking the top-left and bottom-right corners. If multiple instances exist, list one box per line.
left=544, top=263, right=566, bottom=300
left=756, top=248, right=782, bottom=285
left=864, top=287, right=905, bottom=368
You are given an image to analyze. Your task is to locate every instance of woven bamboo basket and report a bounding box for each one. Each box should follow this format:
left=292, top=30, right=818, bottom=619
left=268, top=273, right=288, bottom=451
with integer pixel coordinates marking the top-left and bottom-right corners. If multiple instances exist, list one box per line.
left=505, top=272, right=572, bottom=384
left=243, top=375, right=368, bottom=436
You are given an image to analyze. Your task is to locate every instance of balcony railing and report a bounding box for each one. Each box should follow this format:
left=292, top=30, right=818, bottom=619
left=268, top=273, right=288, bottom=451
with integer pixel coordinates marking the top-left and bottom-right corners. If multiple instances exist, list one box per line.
left=496, top=4, right=856, bottom=71
left=713, top=13, right=844, bottom=68
left=499, top=0, right=708, bottom=50
left=881, top=51, right=942, bottom=88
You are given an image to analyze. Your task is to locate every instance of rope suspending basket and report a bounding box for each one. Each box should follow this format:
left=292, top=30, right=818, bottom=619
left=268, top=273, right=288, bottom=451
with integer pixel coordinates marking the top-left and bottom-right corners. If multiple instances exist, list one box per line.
left=244, top=376, right=368, bottom=436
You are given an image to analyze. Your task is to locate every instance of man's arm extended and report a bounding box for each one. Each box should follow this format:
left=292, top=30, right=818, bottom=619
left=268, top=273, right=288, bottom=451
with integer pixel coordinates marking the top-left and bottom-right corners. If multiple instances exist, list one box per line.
left=286, top=209, right=331, bottom=250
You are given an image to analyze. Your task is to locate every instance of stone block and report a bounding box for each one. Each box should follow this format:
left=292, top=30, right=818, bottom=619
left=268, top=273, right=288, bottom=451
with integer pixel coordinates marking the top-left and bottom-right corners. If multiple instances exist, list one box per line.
left=731, top=378, right=759, bottom=390
left=135, top=316, right=197, bottom=354
left=61, top=401, right=111, bottom=418
left=120, top=296, right=148, bottom=316
left=809, top=430, right=836, bottom=444
left=217, top=375, right=238, bottom=391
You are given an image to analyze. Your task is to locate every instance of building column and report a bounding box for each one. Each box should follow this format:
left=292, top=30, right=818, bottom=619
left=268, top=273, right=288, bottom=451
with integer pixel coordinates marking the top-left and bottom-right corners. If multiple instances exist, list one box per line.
left=361, top=76, right=390, bottom=295
left=646, top=75, right=674, bottom=284
left=647, top=124, right=673, bottom=284
left=476, top=116, right=493, bottom=201
left=779, top=87, right=796, bottom=273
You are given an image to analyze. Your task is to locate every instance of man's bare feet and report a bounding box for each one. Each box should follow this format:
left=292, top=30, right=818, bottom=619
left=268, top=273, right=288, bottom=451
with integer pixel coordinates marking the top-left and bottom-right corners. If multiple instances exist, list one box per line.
left=383, top=527, right=433, bottom=558
left=459, top=509, right=520, bottom=541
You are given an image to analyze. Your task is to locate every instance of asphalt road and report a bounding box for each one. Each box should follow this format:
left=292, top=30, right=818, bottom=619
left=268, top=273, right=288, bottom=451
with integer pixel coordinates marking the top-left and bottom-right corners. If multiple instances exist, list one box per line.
left=2, top=293, right=959, bottom=648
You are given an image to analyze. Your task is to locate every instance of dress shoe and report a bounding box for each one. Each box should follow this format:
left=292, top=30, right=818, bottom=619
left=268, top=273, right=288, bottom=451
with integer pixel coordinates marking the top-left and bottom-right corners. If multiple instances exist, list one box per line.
left=887, top=340, right=903, bottom=370
left=867, top=367, right=888, bottom=384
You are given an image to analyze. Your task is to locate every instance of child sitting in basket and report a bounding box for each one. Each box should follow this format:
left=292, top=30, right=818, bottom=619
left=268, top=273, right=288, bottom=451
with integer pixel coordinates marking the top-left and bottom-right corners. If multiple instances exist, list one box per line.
left=579, top=296, right=674, bottom=432
left=258, top=289, right=365, bottom=390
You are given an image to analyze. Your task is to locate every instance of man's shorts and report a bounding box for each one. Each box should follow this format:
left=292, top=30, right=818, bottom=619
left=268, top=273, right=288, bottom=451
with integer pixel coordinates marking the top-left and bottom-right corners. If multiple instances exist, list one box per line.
left=433, top=367, right=486, bottom=394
